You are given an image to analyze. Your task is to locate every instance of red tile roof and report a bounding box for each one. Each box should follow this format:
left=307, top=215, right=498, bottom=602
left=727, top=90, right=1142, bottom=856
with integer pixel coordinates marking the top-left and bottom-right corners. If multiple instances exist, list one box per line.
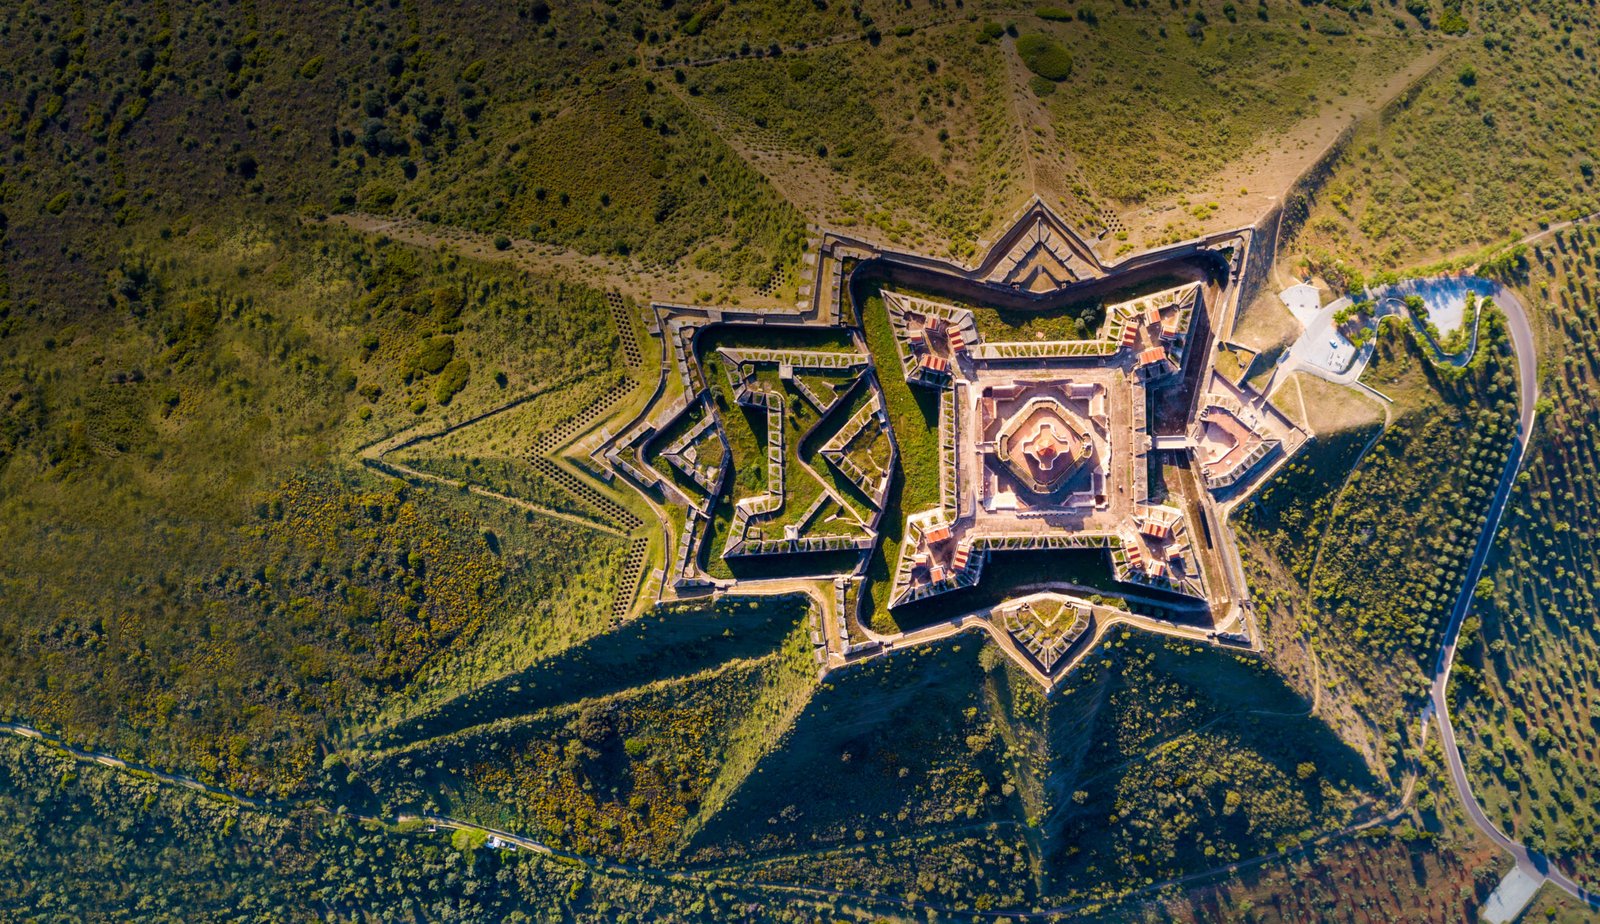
left=1139, top=519, right=1172, bottom=540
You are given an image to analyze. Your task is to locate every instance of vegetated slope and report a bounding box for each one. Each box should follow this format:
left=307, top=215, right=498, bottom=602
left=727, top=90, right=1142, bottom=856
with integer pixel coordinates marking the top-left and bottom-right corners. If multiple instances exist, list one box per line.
left=359, top=596, right=811, bottom=754
left=1231, top=403, right=1383, bottom=699
left=0, top=224, right=629, bottom=795
left=0, top=738, right=853, bottom=924
left=639, top=0, right=993, bottom=65
left=409, top=72, right=805, bottom=287
left=1452, top=226, right=1600, bottom=881
left=1107, top=751, right=1504, bottom=914
left=1106, top=823, right=1503, bottom=924
left=0, top=0, right=803, bottom=313
left=1090, top=720, right=1509, bottom=924
left=676, top=630, right=1368, bottom=912
left=683, top=642, right=1026, bottom=868
left=1034, top=2, right=1423, bottom=208
left=0, top=663, right=1504, bottom=923
left=690, top=25, right=1026, bottom=257
left=1236, top=312, right=1517, bottom=774
left=347, top=600, right=817, bottom=864
left=1290, top=0, right=1600, bottom=272
left=1042, top=631, right=1372, bottom=902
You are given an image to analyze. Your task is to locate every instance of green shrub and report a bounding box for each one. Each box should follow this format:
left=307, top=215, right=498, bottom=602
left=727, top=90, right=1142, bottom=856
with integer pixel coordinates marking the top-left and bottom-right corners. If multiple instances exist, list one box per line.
left=978, top=21, right=1005, bottom=43
left=434, top=359, right=471, bottom=405
left=1037, top=5, right=1072, bottom=20
left=683, top=4, right=722, bottom=36
left=298, top=55, right=324, bottom=79
left=493, top=234, right=511, bottom=251
left=407, top=336, right=456, bottom=377
left=430, top=287, right=464, bottom=323
left=1017, top=33, right=1072, bottom=81
left=45, top=191, right=71, bottom=214
left=1029, top=75, right=1057, bottom=97
left=359, top=181, right=398, bottom=211
left=450, top=828, right=487, bottom=853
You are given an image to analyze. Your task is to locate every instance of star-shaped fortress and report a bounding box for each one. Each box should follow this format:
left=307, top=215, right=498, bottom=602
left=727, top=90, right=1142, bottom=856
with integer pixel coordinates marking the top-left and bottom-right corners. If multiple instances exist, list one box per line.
left=587, top=199, right=1309, bottom=686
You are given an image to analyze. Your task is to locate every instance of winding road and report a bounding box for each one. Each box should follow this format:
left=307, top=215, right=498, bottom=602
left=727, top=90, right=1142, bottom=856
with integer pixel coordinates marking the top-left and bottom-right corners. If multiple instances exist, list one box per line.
left=1419, top=283, right=1599, bottom=909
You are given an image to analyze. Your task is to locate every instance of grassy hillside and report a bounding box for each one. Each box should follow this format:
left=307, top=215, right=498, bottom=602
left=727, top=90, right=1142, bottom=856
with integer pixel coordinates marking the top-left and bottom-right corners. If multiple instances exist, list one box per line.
left=690, top=26, right=1027, bottom=256
left=1095, top=730, right=1507, bottom=923
left=0, top=1, right=804, bottom=315
left=1236, top=312, right=1517, bottom=772
left=346, top=596, right=818, bottom=863
left=1452, top=225, right=1600, bottom=882
left=1287, top=0, right=1600, bottom=271
left=0, top=736, right=879, bottom=924
left=0, top=221, right=633, bottom=795
left=670, top=630, right=1371, bottom=909
left=1036, top=3, right=1421, bottom=205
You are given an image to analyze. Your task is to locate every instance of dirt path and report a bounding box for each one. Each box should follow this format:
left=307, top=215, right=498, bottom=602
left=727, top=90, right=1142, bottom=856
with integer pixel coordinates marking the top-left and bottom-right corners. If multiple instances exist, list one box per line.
left=999, top=40, right=1044, bottom=198
left=1511, top=209, right=1600, bottom=249
left=996, top=36, right=1105, bottom=237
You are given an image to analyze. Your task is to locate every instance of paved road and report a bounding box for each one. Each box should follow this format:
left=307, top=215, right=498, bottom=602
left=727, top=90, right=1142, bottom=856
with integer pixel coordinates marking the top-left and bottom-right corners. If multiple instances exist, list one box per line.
left=1262, top=273, right=1595, bottom=906
left=1420, top=284, right=1600, bottom=909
